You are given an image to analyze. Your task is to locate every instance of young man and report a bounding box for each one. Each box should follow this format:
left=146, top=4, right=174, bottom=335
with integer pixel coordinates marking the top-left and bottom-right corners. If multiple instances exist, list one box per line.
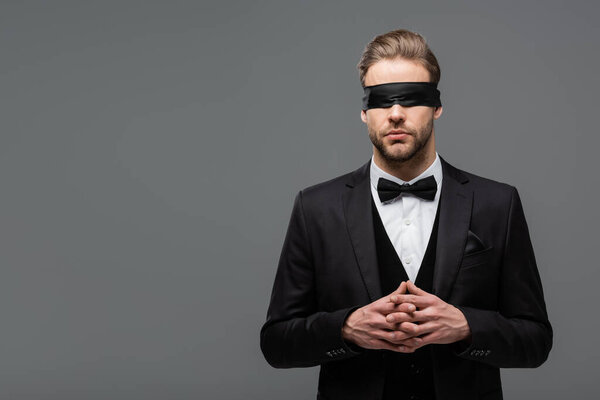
left=260, top=29, right=552, bottom=400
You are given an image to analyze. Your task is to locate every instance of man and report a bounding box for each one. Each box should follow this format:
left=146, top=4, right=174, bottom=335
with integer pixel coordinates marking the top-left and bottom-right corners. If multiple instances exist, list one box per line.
left=260, top=29, right=552, bottom=400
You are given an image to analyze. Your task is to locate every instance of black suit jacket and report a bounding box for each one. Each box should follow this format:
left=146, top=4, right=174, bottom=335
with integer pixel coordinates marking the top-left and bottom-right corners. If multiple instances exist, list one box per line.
left=260, top=156, right=552, bottom=400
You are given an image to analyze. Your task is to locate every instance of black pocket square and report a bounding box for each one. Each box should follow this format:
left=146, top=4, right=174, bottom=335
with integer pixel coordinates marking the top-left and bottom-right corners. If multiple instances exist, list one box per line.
left=464, top=230, right=486, bottom=254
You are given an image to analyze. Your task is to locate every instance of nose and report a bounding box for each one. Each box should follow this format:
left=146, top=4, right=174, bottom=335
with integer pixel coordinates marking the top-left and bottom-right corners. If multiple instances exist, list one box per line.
left=388, top=104, right=406, bottom=123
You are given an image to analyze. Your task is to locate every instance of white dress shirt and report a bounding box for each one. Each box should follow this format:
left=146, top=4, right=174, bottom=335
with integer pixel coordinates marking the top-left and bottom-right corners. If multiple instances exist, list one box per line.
left=369, top=152, right=443, bottom=282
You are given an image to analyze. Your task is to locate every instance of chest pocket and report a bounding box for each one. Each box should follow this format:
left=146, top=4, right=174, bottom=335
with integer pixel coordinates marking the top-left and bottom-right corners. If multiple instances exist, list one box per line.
left=460, top=246, right=493, bottom=269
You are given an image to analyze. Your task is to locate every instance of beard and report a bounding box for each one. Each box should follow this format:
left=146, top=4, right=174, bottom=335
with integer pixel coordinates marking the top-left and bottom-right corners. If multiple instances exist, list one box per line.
left=368, top=118, right=434, bottom=164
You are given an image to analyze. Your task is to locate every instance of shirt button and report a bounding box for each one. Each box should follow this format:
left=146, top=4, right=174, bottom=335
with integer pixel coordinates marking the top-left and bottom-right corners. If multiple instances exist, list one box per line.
left=405, top=257, right=412, bottom=265
left=404, top=219, right=411, bottom=225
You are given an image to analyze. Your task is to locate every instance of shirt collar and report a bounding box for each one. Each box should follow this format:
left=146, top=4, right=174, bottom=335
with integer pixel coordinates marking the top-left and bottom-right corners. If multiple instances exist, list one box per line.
left=370, top=152, right=443, bottom=190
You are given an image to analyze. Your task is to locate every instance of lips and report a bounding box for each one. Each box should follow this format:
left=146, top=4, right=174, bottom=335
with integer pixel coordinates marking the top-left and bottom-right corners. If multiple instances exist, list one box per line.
left=386, top=130, right=410, bottom=140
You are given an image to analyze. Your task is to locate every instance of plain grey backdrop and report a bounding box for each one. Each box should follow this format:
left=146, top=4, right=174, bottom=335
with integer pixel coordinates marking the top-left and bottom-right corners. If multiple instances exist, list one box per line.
left=1, top=0, right=597, bottom=399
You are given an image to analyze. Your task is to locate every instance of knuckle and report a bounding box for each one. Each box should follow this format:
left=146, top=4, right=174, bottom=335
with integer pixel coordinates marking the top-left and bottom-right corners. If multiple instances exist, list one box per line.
left=393, top=313, right=402, bottom=322
left=427, top=309, right=440, bottom=321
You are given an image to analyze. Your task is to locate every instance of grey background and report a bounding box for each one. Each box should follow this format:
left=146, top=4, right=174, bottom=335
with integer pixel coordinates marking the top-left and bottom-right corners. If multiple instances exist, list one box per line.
left=0, top=0, right=597, bottom=399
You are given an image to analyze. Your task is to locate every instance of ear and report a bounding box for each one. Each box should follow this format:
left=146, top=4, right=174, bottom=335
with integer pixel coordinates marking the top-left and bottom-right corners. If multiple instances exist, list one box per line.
left=361, top=109, right=367, bottom=123
left=433, top=106, right=443, bottom=120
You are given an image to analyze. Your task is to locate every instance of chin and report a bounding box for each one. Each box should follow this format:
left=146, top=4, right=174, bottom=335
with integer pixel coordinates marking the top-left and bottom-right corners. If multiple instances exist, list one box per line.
left=386, top=146, right=413, bottom=157
left=382, top=152, right=412, bottom=163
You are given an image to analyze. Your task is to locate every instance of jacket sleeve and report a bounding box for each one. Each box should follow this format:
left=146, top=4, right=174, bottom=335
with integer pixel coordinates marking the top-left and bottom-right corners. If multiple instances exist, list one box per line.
left=260, top=191, right=362, bottom=368
left=454, top=187, right=553, bottom=367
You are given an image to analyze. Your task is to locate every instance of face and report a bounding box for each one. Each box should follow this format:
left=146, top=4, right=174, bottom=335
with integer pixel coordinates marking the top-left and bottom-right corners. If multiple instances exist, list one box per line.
left=361, top=58, right=443, bottom=164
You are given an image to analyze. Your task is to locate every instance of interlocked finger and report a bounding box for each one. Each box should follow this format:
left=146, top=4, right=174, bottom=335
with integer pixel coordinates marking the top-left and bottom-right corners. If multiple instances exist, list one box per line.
left=396, top=321, right=438, bottom=337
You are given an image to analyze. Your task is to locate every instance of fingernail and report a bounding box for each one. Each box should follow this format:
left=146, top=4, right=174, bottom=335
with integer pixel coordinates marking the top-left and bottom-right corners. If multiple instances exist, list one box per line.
left=391, top=295, right=397, bottom=302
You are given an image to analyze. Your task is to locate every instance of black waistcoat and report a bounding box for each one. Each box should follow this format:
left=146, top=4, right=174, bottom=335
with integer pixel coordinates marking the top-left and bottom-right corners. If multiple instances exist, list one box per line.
left=372, top=197, right=441, bottom=400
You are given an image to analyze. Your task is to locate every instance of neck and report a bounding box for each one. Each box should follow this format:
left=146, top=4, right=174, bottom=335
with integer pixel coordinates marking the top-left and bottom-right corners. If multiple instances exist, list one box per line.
left=373, top=144, right=436, bottom=181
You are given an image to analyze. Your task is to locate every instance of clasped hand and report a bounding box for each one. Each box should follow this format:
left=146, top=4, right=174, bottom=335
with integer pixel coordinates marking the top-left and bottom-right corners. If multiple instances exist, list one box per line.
left=342, top=281, right=471, bottom=353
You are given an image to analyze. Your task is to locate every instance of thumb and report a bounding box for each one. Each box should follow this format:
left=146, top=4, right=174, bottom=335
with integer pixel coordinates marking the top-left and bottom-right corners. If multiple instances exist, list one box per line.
left=394, top=281, right=408, bottom=295
left=406, top=280, right=427, bottom=295
left=388, top=281, right=407, bottom=303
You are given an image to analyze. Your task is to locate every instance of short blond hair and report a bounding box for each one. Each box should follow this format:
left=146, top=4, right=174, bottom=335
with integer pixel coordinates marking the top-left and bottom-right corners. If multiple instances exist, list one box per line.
left=357, top=29, right=441, bottom=87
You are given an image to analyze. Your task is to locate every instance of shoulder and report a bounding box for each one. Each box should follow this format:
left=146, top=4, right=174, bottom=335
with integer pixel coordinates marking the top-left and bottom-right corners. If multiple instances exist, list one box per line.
left=292, top=160, right=370, bottom=213
left=464, top=170, right=515, bottom=194
left=442, top=157, right=518, bottom=206
left=301, top=171, right=352, bottom=198
left=298, top=161, right=368, bottom=199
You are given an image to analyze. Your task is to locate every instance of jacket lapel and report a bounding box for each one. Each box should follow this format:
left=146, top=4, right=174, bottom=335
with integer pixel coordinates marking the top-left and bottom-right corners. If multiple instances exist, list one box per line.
left=432, top=157, right=473, bottom=301
left=343, top=160, right=382, bottom=302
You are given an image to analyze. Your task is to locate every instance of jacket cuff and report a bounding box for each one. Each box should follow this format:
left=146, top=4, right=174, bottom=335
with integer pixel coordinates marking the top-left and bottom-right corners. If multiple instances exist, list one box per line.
left=321, top=306, right=363, bottom=361
left=452, top=305, right=493, bottom=361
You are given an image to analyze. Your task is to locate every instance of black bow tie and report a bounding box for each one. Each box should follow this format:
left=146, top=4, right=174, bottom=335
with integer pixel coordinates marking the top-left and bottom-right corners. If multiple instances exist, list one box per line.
left=377, top=175, right=437, bottom=203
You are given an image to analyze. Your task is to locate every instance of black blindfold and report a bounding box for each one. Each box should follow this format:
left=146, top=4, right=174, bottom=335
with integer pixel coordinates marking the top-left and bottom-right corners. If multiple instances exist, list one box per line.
left=362, top=82, right=442, bottom=110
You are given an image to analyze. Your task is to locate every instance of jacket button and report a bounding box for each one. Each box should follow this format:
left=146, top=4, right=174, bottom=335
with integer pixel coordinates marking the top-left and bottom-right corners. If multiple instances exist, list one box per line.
left=409, top=363, right=423, bottom=374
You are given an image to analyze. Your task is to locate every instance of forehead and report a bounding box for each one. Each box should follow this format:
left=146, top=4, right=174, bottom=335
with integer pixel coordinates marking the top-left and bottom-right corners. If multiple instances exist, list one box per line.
left=364, top=58, right=431, bottom=87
